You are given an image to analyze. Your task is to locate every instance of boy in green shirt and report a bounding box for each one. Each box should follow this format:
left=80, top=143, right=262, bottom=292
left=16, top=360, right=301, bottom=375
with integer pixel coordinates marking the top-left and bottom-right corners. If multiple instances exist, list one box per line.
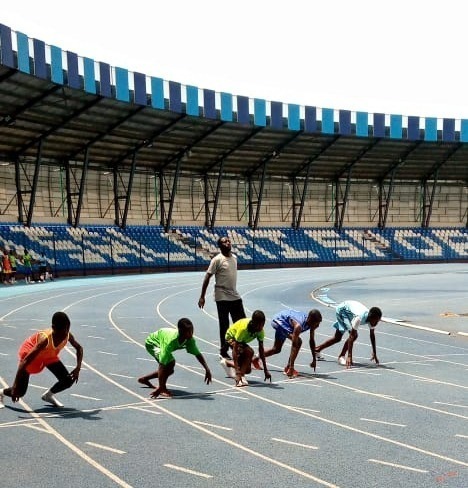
left=138, top=318, right=212, bottom=399
left=221, top=310, right=271, bottom=387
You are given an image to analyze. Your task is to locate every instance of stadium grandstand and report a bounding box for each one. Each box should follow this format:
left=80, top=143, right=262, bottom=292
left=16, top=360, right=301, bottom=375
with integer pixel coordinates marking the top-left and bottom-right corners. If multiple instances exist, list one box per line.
left=0, top=23, right=466, bottom=277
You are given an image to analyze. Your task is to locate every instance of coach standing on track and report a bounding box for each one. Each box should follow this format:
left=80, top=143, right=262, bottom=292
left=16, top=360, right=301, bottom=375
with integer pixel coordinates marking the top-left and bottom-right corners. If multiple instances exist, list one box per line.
left=198, top=236, right=246, bottom=359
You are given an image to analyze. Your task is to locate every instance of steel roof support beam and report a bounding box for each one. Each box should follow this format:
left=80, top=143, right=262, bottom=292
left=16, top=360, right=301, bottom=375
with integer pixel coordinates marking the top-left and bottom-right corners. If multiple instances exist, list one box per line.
left=16, top=97, right=102, bottom=157
left=204, top=158, right=225, bottom=230
left=378, top=172, right=395, bottom=229
left=334, top=172, right=353, bottom=230
left=65, top=148, right=90, bottom=227
left=421, top=174, right=439, bottom=228
left=26, top=139, right=42, bottom=226
left=247, top=161, right=267, bottom=230
left=110, top=115, right=187, bottom=168
left=333, top=139, right=379, bottom=230
left=291, top=136, right=340, bottom=229
left=14, top=158, right=24, bottom=224
left=65, top=160, right=73, bottom=225
left=159, top=156, right=182, bottom=232
left=114, top=150, right=137, bottom=229
left=246, top=132, right=303, bottom=229
left=291, top=168, right=311, bottom=229
left=0, top=85, right=61, bottom=128
left=67, top=106, right=146, bottom=161
left=201, top=127, right=262, bottom=229
left=74, top=148, right=89, bottom=228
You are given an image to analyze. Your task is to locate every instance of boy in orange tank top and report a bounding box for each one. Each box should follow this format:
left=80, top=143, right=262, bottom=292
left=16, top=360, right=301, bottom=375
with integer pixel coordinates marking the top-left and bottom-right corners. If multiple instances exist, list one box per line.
left=0, top=311, right=83, bottom=408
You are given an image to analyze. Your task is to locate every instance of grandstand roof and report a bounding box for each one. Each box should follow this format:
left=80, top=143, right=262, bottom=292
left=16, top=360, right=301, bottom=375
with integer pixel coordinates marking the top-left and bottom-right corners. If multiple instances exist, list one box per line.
left=0, top=63, right=467, bottom=185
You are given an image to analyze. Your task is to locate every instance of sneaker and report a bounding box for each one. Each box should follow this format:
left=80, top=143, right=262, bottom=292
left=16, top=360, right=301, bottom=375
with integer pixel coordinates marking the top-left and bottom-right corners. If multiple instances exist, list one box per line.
left=252, top=357, right=263, bottom=370
left=236, top=376, right=249, bottom=387
left=338, top=356, right=346, bottom=366
left=0, top=388, right=4, bottom=408
left=283, top=367, right=299, bottom=378
left=316, top=351, right=325, bottom=360
left=219, top=358, right=236, bottom=379
left=41, top=390, right=64, bottom=407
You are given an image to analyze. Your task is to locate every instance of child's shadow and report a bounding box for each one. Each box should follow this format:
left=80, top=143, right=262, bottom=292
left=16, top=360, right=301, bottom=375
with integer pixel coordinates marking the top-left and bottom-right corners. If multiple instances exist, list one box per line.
left=8, top=405, right=102, bottom=420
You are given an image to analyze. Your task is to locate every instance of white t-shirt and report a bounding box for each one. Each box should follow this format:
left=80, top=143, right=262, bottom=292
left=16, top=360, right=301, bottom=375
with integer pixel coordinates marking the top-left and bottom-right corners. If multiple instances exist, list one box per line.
left=207, top=253, right=241, bottom=302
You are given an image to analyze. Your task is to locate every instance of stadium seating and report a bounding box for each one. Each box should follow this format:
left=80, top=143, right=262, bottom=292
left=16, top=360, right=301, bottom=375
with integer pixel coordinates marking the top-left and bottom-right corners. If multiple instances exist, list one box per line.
left=0, top=224, right=466, bottom=276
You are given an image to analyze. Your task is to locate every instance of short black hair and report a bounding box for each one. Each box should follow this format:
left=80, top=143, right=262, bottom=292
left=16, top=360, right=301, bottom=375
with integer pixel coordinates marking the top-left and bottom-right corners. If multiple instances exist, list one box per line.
left=251, top=310, right=265, bottom=325
left=177, top=317, right=194, bottom=333
left=51, top=311, right=70, bottom=330
left=368, top=307, right=382, bottom=320
left=307, top=309, right=322, bottom=323
left=217, top=237, right=229, bottom=248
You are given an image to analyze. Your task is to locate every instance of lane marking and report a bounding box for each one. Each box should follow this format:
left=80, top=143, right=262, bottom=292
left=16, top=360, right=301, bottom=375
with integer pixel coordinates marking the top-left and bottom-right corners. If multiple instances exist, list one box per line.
left=164, top=464, right=212, bottom=479
left=386, top=369, right=468, bottom=391
left=129, top=406, right=162, bottom=415
left=24, top=424, right=51, bottom=433
left=98, top=351, right=118, bottom=356
left=85, top=442, right=126, bottom=454
left=0, top=336, right=13, bottom=340
left=360, top=418, right=406, bottom=427
left=0, top=376, right=134, bottom=488
left=70, top=394, right=102, bottom=401
left=292, top=406, right=321, bottom=413
left=109, top=283, right=468, bottom=474
left=455, top=434, right=468, bottom=439
left=193, top=420, right=232, bottom=431
left=368, top=459, right=428, bottom=473
left=87, top=336, right=105, bottom=339
left=272, top=437, right=318, bottom=450
left=109, top=373, right=134, bottom=379
left=218, top=393, right=249, bottom=400
left=434, top=402, right=468, bottom=409
left=318, top=378, right=468, bottom=420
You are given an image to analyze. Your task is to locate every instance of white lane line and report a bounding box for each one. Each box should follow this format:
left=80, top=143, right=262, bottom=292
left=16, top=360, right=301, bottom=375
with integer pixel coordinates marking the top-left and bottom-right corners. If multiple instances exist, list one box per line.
left=458, top=332, right=468, bottom=337
left=193, top=421, right=232, bottom=431
left=292, top=381, right=322, bottom=387
left=87, top=335, right=105, bottom=339
left=128, top=406, right=162, bottom=415
left=98, top=351, right=118, bottom=356
left=0, top=336, right=13, bottom=340
left=348, top=371, right=381, bottom=376
left=455, top=434, right=468, bottom=439
left=0, top=352, right=9, bottom=356
left=293, top=406, right=321, bottom=413
left=164, top=464, right=212, bottom=479
left=24, top=424, right=51, bottom=433
left=218, top=393, right=249, bottom=400
left=85, top=442, right=126, bottom=454
left=167, top=383, right=188, bottom=389
left=80, top=324, right=96, bottom=328
left=0, top=377, right=134, bottom=488
left=434, top=402, right=468, bottom=409
left=272, top=437, right=318, bottom=450
left=109, top=373, right=134, bottom=379
left=368, top=459, right=428, bottom=473
left=70, top=394, right=102, bottom=401
left=360, top=418, right=406, bottom=427
left=136, top=357, right=154, bottom=362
